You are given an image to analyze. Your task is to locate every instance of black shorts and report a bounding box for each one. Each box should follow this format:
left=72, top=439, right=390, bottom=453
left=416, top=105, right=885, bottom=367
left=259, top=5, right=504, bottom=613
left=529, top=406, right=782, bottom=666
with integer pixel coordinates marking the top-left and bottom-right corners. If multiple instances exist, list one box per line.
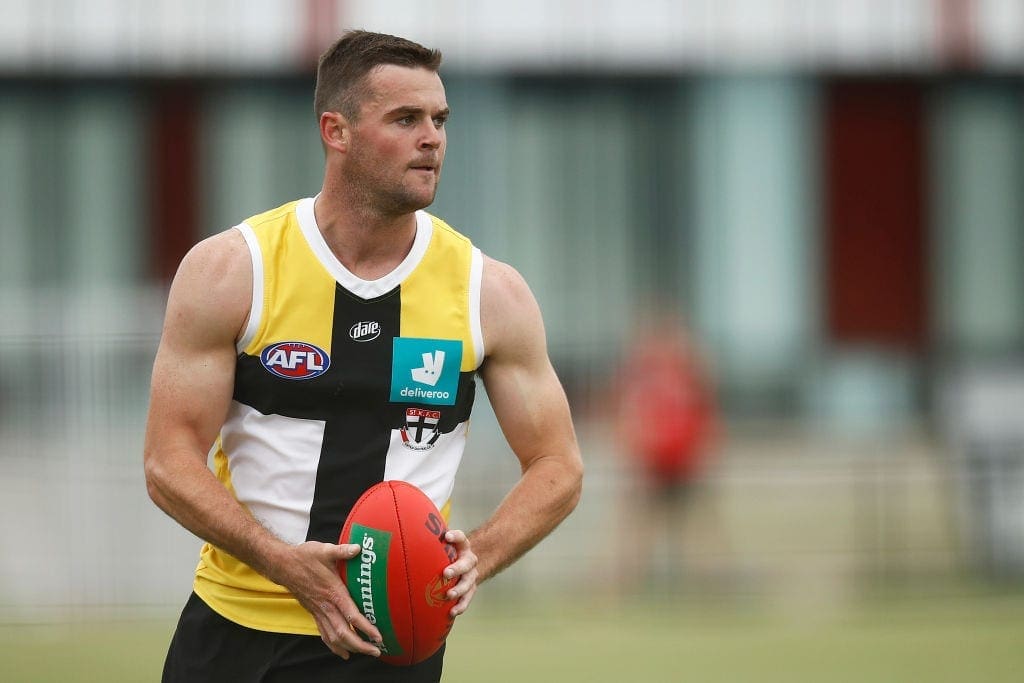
left=162, top=592, right=445, bottom=683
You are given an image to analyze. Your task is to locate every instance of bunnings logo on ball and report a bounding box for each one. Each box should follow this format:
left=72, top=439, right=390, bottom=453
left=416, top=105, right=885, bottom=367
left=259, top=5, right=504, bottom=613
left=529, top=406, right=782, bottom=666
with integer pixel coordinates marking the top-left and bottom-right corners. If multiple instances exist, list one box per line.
left=346, top=524, right=403, bottom=656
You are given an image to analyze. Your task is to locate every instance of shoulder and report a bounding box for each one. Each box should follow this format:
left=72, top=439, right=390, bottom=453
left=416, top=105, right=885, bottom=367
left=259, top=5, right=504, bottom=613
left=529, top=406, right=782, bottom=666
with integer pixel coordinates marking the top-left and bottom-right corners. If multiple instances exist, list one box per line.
left=481, top=255, right=531, bottom=305
left=165, top=228, right=252, bottom=344
left=480, top=254, right=545, bottom=360
left=174, top=228, right=251, bottom=302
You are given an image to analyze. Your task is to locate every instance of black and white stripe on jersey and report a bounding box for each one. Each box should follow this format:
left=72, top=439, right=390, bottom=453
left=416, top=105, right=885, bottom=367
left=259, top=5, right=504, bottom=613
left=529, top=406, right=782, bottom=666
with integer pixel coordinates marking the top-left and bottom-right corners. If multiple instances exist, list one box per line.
left=232, top=283, right=476, bottom=544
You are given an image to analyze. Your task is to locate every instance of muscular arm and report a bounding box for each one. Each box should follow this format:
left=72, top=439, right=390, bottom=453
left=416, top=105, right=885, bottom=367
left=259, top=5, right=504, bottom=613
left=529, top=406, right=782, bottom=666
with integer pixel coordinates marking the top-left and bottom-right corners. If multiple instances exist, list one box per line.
left=143, top=231, right=275, bottom=568
left=470, top=256, right=584, bottom=582
left=143, top=230, right=381, bottom=658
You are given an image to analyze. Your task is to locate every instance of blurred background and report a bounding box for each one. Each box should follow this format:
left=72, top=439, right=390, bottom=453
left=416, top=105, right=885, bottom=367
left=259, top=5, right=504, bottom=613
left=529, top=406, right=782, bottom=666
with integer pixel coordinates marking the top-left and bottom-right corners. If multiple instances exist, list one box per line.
left=2, top=0, right=1024, bottom=680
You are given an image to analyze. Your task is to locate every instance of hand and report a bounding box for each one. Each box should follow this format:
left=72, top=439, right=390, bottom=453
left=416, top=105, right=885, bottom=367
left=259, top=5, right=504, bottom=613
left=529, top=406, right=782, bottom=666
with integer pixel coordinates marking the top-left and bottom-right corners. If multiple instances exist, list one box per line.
left=274, top=541, right=383, bottom=660
left=442, top=530, right=479, bottom=618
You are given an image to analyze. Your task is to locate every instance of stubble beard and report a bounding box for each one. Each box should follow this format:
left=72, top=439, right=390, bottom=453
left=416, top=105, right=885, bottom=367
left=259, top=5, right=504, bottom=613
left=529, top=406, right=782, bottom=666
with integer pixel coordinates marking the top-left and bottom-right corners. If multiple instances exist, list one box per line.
left=374, top=179, right=437, bottom=216
left=345, top=151, right=438, bottom=218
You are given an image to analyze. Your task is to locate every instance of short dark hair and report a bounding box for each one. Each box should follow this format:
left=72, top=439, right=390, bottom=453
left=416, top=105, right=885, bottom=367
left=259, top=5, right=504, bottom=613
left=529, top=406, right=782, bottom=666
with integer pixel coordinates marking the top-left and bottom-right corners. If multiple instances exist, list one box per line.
left=314, top=30, right=443, bottom=121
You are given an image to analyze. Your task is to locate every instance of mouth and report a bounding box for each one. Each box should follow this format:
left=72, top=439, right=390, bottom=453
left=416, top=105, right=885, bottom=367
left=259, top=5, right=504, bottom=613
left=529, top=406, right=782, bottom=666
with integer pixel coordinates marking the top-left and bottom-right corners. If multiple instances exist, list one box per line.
left=410, top=160, right=438, bottom=173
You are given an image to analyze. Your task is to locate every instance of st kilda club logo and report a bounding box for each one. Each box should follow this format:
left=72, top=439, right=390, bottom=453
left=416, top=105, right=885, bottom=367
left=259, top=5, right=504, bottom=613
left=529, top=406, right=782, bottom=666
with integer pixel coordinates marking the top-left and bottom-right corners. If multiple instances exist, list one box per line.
left=401, top=407, right=441, bottom=450
left=260, top=341, right=331, bottom=380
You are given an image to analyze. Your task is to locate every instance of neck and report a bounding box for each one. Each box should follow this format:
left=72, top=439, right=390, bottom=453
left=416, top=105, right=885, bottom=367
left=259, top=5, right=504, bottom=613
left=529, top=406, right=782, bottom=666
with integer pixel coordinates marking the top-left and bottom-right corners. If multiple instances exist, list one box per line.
left=313, top=185, right=419, bottom=281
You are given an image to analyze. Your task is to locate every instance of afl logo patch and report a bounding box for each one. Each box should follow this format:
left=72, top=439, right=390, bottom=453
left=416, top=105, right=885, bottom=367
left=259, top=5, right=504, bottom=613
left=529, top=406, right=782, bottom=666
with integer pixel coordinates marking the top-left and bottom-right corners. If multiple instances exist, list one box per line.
left=260, top=341, right=330, bottom=380
left=349, top=321, right=381, bottom=342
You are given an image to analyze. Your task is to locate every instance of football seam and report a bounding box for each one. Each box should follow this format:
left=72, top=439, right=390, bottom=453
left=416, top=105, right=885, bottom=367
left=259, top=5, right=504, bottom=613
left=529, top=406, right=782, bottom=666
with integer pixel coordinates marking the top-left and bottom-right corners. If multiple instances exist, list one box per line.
left=391, top=481, right=418, bottom=662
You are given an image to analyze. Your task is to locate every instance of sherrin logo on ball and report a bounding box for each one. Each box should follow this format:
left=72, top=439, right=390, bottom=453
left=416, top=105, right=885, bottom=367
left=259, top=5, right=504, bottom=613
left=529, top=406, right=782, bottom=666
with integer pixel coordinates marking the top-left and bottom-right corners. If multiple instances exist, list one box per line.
left=260, top=341, right=330, bottom=380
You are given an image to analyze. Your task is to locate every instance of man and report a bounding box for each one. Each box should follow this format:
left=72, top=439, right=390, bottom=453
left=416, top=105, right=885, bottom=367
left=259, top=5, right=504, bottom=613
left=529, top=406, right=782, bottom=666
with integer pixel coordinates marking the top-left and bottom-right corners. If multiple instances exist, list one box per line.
left=144, top=30, right=583, bottom=682
left=612, top=310, right=718, bottom=593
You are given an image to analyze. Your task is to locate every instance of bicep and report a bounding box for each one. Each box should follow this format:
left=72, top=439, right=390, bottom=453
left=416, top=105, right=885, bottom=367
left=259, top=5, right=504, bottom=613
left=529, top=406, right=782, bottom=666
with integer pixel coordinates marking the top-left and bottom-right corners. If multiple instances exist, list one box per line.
left=481, top=354, right=577, bottom=470
left=145, top=233, right=251, bottom=460
left=479, top=259, right=579, bottom=469
left=147, top=326, right=238, bottom=459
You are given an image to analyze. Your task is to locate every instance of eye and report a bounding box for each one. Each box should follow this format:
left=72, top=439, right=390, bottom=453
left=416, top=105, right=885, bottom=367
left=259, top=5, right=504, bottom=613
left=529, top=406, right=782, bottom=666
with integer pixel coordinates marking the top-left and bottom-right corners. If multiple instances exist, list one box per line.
left=397, top=115, right=416, bottom=126
left=433, top=115, right=448, bottom=128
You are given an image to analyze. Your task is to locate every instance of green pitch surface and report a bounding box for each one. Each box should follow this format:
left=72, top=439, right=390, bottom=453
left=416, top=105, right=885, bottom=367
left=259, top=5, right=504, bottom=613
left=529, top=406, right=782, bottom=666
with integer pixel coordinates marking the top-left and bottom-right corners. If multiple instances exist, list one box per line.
left=3, top=593, right=1023, bottom=682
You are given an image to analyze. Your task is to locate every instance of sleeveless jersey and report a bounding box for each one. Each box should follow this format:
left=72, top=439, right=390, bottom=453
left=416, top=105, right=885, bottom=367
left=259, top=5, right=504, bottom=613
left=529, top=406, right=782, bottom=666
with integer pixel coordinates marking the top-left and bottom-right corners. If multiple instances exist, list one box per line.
left=193, top=197, right=484, bottom=634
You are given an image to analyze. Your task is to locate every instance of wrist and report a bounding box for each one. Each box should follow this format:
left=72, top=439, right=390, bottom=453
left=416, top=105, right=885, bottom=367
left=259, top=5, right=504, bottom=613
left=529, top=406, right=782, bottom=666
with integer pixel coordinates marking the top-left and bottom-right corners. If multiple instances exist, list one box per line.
left=247, top=533, right=294, bottom=586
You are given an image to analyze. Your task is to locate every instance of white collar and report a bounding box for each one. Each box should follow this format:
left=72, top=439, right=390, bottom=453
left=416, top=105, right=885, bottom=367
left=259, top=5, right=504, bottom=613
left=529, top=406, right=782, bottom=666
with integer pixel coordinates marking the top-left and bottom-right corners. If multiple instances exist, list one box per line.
left=295, top=197, right=433, bottom=299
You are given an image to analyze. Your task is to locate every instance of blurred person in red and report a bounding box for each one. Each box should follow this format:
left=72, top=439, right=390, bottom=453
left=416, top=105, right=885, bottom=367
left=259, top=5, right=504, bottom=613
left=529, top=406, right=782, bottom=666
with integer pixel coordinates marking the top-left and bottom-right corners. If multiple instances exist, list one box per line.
left=612, top=309, right=720, bottom=593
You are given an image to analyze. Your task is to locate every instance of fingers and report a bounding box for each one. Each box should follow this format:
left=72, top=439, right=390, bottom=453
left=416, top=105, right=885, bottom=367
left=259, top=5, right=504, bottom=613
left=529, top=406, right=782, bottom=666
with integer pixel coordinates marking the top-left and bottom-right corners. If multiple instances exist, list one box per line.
left=316, top=607, right=350, bottom=660
left=444, top=528, right=470, bottom=549
left=327, top=543, right=384, bottom=645
left=344, top=603, right=383, bottom=647
left=316, top=596, right=383, bottom=659
left=442, top=529, right=479, bottom=618
left=442, top=530, right=476, bottom=582
left=289, top=541, right=384, bottom=659
left=450, top=580, right=477, bottom=617
left=445, top=564, right=478, bottom=617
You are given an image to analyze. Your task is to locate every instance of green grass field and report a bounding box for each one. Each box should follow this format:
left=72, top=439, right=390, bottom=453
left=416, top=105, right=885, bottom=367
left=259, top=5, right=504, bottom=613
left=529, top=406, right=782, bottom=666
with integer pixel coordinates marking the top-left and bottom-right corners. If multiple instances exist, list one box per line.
left=3, top=592, right=1023, bottom=682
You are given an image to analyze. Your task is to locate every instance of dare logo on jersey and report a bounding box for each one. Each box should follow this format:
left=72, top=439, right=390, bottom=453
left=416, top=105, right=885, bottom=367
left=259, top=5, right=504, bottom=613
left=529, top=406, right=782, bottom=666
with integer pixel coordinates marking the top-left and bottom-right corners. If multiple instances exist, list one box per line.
left=350, top=321, right=381, bottom=343
left=260, top=341, right=331, bottom=380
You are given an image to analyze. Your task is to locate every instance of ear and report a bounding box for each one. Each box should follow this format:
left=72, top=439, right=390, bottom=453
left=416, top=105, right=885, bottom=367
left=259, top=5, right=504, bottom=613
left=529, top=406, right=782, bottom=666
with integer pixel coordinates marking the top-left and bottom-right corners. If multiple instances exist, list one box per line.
left=319, top=111, right=349, bottom=153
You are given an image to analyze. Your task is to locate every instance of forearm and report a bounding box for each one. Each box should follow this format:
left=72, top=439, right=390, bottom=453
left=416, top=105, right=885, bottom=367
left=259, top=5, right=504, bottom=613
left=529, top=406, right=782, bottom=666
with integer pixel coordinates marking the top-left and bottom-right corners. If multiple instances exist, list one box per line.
left=145, top=447, right=291, bottom=583
left=468, top=454, right=583, bottom=582
left=146, top=443, right=386, bottom=656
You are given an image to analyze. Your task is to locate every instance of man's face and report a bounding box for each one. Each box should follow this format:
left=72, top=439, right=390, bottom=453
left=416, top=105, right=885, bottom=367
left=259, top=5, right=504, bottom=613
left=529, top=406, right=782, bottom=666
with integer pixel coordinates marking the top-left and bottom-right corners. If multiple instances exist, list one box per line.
left=342, top=65, right=449, bottom=216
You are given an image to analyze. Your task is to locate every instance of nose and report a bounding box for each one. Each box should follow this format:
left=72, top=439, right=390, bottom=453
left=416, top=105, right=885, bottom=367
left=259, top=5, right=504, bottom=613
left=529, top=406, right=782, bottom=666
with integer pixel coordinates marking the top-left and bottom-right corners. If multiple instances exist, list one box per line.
left=419, top=121, right=443, bottom=150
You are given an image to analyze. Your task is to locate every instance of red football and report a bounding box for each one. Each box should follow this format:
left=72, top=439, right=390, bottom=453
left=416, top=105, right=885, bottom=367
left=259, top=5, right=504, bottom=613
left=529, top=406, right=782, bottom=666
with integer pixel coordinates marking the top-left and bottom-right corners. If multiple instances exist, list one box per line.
left=338, top=480, right=458, bottom=665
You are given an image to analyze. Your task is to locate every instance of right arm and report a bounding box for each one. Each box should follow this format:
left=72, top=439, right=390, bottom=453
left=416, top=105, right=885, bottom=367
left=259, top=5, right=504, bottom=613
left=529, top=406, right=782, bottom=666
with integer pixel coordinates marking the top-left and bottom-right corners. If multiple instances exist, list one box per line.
left=142, top=229, right=381, bottom=659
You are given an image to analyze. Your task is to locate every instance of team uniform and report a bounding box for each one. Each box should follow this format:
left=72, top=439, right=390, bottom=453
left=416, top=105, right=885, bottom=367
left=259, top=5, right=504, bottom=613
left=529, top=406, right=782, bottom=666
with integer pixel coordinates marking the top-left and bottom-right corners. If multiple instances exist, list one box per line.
left=163, top=197, right=484, bottom=682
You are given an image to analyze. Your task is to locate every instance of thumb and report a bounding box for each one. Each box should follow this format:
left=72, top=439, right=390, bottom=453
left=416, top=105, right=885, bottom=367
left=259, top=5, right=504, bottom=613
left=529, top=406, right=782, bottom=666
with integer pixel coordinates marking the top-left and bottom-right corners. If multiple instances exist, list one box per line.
left=326, top=542, right=361, bottom=571
left=333, top=542, right=362, bottom=559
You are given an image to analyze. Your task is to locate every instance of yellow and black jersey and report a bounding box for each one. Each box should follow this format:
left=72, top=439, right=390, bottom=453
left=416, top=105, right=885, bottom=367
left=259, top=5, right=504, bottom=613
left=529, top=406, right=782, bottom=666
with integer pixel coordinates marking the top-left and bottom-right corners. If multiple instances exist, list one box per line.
left=193, top=197, right=484, bottom=635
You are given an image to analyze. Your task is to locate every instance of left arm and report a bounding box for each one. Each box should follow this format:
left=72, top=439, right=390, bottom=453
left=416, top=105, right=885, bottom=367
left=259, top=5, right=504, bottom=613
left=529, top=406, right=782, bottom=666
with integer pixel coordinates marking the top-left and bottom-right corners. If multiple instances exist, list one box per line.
left=454, top=256, right=584, bottom=591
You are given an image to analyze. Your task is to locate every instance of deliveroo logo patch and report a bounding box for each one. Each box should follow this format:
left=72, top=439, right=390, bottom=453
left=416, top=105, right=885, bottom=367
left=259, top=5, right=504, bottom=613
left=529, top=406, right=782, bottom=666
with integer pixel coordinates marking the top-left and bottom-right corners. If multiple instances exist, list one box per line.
left=391, top=338, right=462, bottom=406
